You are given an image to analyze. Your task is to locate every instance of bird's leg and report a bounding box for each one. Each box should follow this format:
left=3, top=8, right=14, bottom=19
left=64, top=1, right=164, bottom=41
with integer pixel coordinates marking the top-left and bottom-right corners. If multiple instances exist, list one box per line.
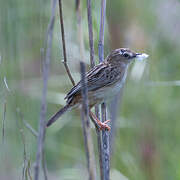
left=89, top=111, right=111, bottom=131
left=89, top=112, right=100, bottom=130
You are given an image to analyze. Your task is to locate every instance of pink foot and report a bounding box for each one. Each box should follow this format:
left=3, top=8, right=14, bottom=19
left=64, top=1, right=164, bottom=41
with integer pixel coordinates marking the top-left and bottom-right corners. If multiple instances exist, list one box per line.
left=98, top=120, right=111, bottom=131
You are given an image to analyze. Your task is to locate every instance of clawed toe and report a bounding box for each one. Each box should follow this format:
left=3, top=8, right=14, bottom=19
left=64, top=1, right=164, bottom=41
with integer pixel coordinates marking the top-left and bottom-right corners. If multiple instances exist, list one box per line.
left=103, top=120, right=110, bottom=124
left=89, top=111, right=111, bottom=131
left=98, top=120, right=111, bottom=131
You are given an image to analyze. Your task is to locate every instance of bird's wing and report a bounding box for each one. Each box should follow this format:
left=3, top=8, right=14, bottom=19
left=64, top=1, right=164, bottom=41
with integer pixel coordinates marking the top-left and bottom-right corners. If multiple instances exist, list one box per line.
left=87, top=64, right=124, bottom=91
left=65, top=63, right=106, bottom=100
left=65, top=62, right=124, bottom=103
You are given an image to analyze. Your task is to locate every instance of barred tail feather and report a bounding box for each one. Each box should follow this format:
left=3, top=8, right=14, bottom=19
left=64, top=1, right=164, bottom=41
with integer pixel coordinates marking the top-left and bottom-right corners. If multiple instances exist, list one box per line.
left=46, top=104, right=70, bottom=127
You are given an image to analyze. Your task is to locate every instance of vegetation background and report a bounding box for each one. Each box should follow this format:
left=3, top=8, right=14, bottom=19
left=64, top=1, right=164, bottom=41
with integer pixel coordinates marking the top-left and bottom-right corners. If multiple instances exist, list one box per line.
left=0, top=0, right=180, bottom=179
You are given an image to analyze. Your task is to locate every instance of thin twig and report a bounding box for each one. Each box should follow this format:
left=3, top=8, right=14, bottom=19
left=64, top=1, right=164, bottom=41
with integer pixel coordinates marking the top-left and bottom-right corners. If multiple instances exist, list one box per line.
left=77, top=5, right=97, bottom=178
left=86, top=1, right=104, bottom=178
left=95, top=108, right=104, bottom=179
left=101, top=103, right=110, bottom=179
left=80, top=62, right=96, bottom=180
left=98, top=0, right=110, bottom=180
left=87, top=0, right=95, bottom=67
left=23, top=120, right=38, bottom=137
left=86, top=0, right=99, bottom=129
left=34, top=0, right=57, bottom=179
left=98, top=0, right=106, bottom=62
left=76, top=0, right=98, bottom=132
left=58, top=0, right=75, bottom=86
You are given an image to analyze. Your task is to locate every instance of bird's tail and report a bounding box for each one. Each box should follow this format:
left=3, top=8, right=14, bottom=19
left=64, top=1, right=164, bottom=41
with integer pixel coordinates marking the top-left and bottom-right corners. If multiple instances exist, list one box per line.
left=46, top=104, right=70, bottom=127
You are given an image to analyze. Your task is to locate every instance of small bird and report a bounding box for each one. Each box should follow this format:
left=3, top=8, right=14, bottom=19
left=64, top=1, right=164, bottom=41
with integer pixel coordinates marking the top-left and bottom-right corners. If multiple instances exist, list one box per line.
left=47, top=48, right=148, bottom=130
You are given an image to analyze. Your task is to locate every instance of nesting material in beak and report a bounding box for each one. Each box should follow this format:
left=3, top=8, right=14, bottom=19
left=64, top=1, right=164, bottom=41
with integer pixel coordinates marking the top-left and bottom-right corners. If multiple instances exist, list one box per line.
left=136, top=53, right=149, bottom=61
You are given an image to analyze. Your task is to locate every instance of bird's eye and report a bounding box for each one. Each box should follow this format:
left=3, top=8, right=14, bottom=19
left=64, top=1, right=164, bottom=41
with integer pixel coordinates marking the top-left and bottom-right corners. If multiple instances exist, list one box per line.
left=123, top=53, right=130, bottom=58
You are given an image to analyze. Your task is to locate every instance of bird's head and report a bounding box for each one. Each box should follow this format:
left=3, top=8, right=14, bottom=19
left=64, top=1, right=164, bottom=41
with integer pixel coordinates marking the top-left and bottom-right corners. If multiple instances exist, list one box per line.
left=106, top=48, right=149, bottom=65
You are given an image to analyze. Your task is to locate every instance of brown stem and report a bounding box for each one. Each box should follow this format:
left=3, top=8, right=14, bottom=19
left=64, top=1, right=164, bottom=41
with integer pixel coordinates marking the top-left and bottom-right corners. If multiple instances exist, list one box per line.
left=80, top=62, right=96, bottom=180
left=101, top=103, right=110, bottom=180
left=98, top=0, right=110, bottom=179
left=58, top=0, right=75, bottom=86
left=87, top=0, right=95, bottom=67
left=95, top=107, right=104, bottom=179
left=98, top=0, right=106, bottom=62
left=86, top=0, right=105, bottom=178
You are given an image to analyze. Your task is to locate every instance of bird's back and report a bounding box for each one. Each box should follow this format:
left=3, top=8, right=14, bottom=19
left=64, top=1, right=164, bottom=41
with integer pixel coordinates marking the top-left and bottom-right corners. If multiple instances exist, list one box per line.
left=65, top=62, right=128, bottom=106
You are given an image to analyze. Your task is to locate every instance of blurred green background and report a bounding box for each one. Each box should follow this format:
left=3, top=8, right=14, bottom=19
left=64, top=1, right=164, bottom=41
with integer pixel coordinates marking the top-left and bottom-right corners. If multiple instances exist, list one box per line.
left=1, top=0, right=180, bottom=179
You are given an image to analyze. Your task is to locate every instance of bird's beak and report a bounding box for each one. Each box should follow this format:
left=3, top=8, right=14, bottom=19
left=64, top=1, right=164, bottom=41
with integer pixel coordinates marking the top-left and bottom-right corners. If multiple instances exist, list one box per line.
left=135, top=53, right=149, bottom=61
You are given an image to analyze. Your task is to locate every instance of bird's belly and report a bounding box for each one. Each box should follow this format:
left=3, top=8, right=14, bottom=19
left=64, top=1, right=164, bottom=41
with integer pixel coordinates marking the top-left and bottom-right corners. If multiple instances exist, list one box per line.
left=95, top=80, right=124, bottom=101
left=88, top=70, right=128, bottom=105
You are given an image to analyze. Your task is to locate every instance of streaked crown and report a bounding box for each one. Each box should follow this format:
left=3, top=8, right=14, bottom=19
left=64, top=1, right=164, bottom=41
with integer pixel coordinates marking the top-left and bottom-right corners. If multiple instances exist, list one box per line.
left=105, top=48, right=148, bottom=64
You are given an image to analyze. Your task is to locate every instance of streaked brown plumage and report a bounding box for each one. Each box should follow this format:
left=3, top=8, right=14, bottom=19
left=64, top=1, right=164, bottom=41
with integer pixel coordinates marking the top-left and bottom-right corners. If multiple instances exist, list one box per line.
left=47, top=48, right=148, bottom=130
